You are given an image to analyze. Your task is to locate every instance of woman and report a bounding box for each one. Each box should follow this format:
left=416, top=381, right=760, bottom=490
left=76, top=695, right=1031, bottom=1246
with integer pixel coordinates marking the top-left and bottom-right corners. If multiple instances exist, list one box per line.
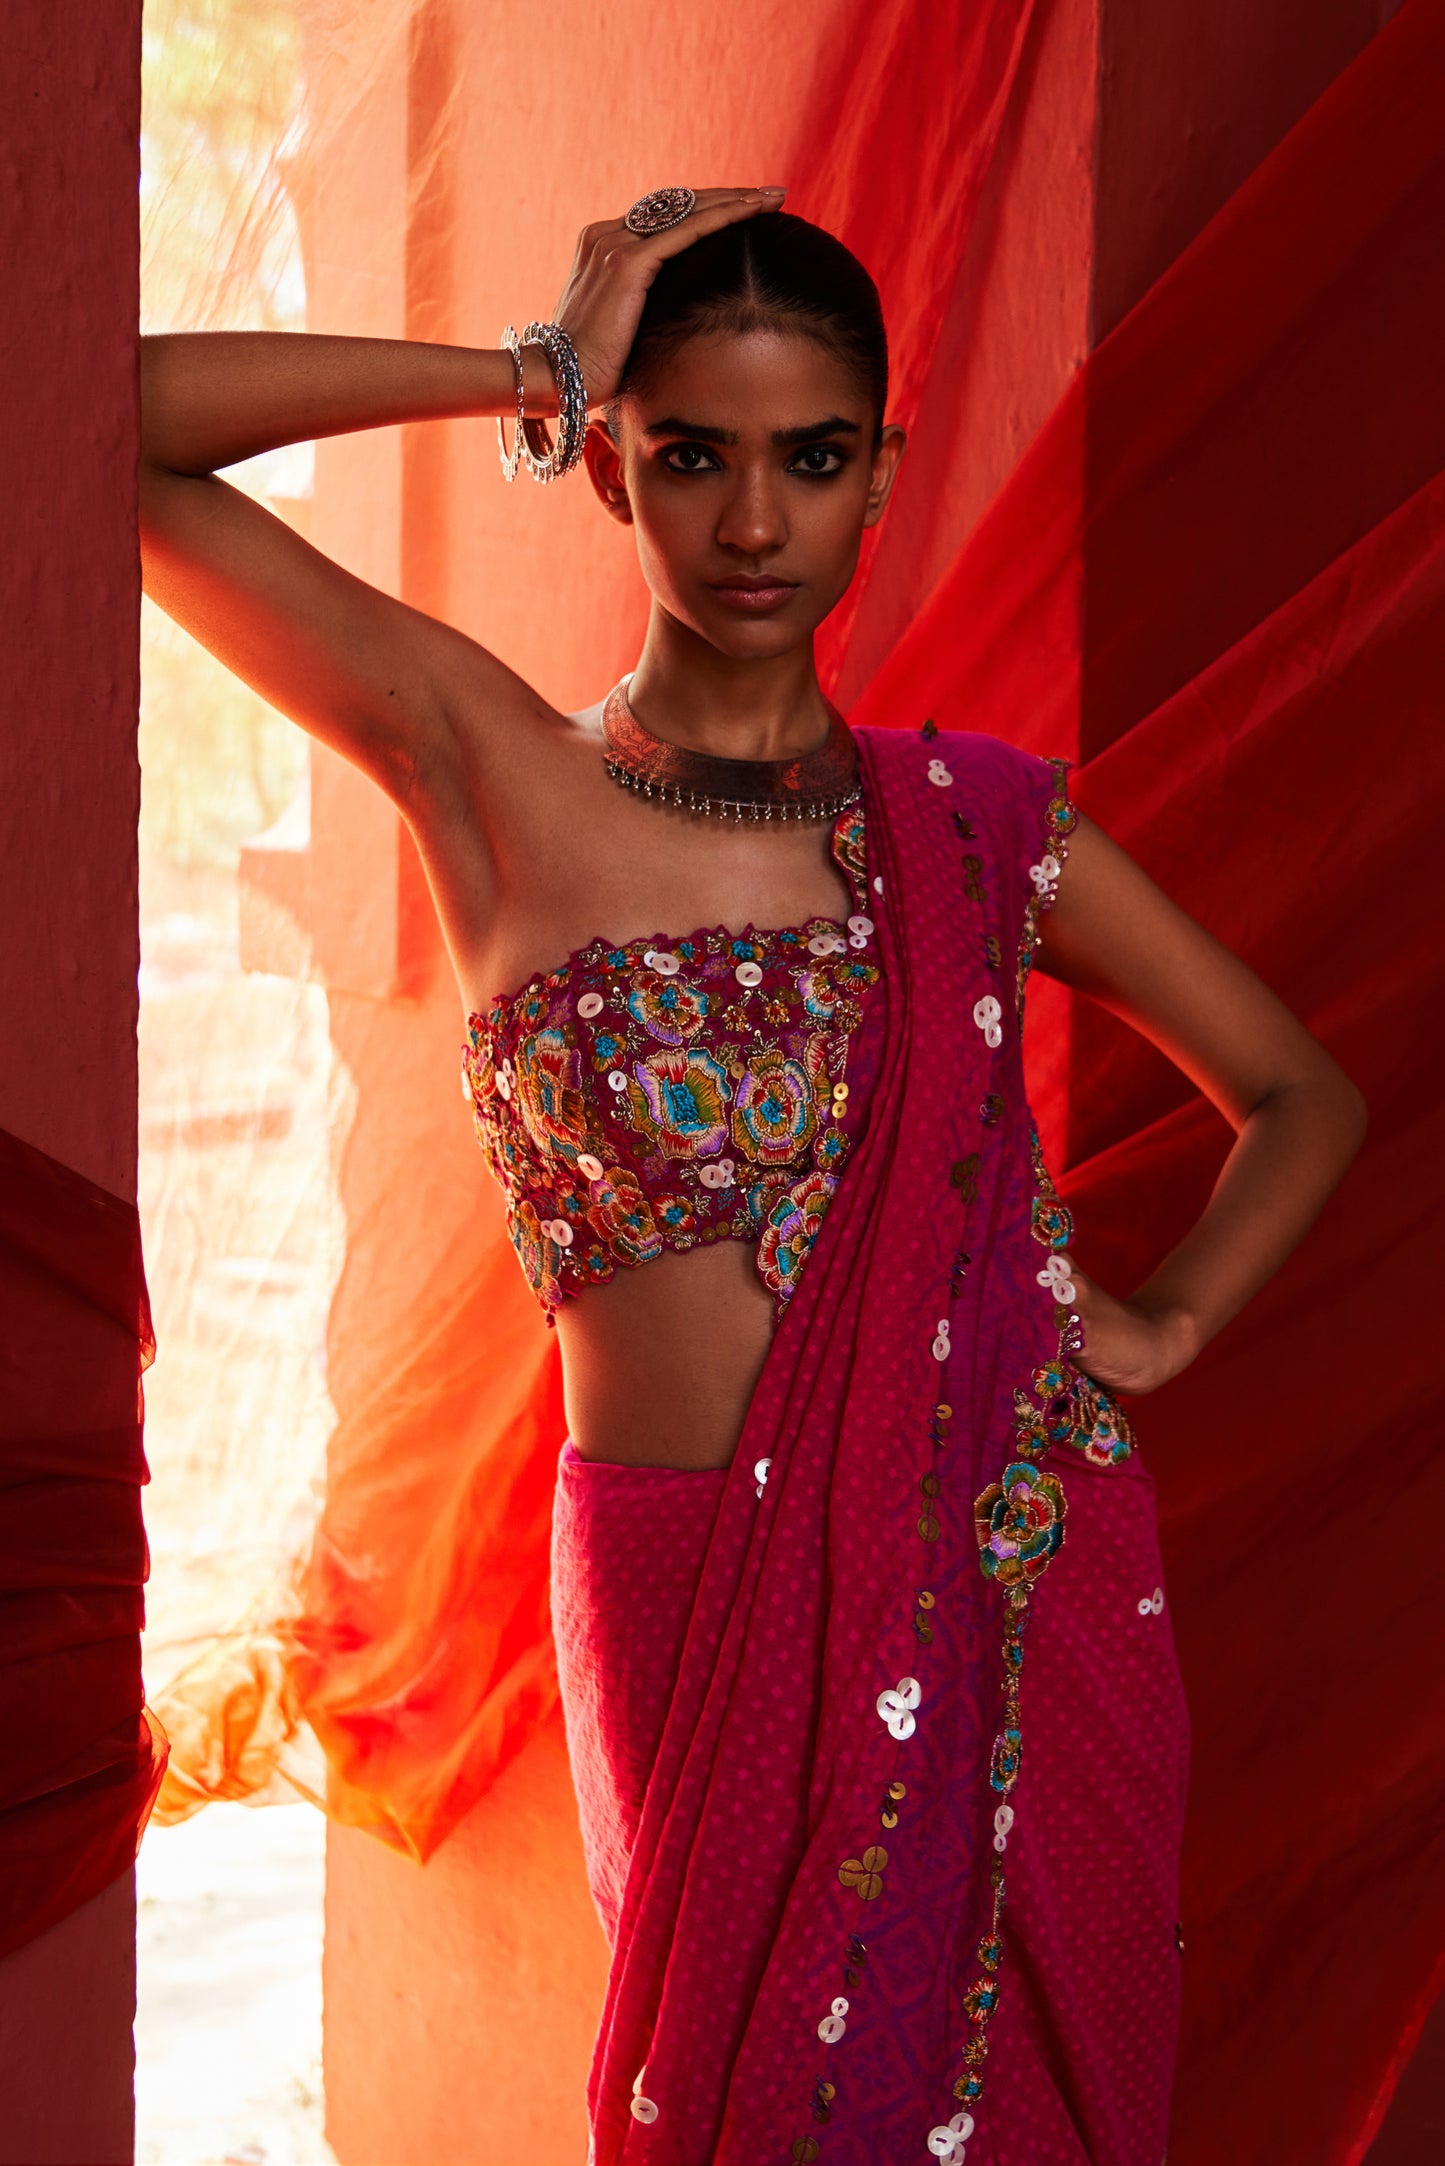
left=140, top=190, right=1364, bottom=2165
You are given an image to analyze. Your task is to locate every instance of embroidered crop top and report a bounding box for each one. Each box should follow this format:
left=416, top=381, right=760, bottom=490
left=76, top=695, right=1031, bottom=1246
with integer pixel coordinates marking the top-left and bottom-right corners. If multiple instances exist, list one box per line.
left=461, top=803, right=884, bottom=1322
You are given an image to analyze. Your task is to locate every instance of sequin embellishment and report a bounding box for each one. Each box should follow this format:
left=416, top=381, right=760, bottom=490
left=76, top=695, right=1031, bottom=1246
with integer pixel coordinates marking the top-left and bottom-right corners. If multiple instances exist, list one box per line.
left=462, top=805, right=879, bottom=1319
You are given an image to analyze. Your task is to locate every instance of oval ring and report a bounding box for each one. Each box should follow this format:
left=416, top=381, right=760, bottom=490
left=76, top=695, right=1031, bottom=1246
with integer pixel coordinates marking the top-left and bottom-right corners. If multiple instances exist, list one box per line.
left=624, top=187, right=697, bottom=236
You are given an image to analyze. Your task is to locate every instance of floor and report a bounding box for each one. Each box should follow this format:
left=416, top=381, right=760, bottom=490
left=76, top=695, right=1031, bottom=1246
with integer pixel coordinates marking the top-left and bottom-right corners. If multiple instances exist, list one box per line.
left=135, top=1802, right=333, bottom=2166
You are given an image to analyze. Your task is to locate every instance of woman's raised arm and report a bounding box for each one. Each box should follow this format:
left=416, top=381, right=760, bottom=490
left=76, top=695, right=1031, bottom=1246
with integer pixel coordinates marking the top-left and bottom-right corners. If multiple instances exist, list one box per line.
left=138, top=188, right=786, bottom=813
left=139, top=332, right=558, bottom=810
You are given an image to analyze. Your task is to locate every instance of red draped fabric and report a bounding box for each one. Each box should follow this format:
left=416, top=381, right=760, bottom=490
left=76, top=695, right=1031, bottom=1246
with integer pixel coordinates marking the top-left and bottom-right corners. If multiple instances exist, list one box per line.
left=0, top=1125, right=166, bottom=1962
left=848, top=9, right=1445, bottom=2158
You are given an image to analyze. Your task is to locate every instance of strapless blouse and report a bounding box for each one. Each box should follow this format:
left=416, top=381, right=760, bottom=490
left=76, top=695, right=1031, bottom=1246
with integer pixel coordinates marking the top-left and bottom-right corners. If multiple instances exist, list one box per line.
left=462, top=802, right=885, bottom=1322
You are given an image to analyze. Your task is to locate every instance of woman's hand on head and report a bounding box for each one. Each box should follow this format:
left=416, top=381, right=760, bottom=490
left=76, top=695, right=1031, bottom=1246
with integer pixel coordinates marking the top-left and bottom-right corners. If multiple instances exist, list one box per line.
left=553, top=188, right=786, bottom=407
left=1066, top=1266, right=1199, bottom=1397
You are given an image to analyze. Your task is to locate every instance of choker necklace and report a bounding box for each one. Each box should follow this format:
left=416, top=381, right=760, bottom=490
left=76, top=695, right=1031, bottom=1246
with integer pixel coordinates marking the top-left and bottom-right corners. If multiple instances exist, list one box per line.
left=601, top=678, right=861, bottom=824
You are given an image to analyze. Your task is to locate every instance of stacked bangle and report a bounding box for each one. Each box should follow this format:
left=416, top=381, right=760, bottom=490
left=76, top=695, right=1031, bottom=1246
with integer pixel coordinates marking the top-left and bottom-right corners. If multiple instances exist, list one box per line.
left=497, top=321, right=588, bottom=484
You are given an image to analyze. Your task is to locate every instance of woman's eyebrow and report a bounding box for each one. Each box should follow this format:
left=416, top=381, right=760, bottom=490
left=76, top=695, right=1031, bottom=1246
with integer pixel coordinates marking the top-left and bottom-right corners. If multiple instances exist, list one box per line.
left=773, top=416, right=862, bottom=445
left=640, top=416, right=863, bottom=446
left=643, top=417, right=737, bottom=444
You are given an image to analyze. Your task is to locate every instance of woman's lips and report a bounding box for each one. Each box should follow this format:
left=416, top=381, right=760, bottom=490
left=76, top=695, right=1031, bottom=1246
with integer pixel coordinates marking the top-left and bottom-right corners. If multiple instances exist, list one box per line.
left=708, top=578, right=800, bottom=614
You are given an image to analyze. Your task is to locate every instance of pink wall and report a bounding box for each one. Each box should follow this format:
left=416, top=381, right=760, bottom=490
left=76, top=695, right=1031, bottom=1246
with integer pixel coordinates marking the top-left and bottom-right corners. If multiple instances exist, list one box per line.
left=0, top=4, right=143, bottom=2161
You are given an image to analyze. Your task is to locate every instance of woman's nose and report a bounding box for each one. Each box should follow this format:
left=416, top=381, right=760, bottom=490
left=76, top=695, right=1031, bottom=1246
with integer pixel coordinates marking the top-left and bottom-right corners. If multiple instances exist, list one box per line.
left=715, top=466, right=789, bottom=556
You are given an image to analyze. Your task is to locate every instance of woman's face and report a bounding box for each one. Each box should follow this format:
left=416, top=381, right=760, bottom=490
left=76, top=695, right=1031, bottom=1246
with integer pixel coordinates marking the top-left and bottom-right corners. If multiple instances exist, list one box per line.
left=586, top=327, right=906, bottom=661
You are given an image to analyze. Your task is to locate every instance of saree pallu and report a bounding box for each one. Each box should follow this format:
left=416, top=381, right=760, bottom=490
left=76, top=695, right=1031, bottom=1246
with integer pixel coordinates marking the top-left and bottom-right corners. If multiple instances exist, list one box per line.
left=552, top=726, right=1190, bottom=2166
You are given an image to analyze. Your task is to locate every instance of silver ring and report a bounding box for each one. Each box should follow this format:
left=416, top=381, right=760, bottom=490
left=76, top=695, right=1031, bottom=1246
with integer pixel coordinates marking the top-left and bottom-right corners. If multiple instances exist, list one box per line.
left=624, top=187, right=697, bottom=237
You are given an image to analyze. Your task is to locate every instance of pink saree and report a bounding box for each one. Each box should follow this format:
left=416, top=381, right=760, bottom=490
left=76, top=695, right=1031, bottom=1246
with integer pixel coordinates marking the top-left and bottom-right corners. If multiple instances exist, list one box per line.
left=552, top=725, right=1190, bottom=2166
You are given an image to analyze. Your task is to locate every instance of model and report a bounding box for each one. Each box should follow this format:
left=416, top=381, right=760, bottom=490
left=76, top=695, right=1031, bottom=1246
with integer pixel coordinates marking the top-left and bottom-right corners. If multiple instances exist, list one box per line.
left=139, top=187, right=1365, bottom=2165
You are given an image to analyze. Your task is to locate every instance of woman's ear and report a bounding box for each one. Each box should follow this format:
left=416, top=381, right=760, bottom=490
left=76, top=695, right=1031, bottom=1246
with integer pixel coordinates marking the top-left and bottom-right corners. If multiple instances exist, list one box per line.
left=583, top=420, right=634, bottom=526
left=863, top=423, right=907, bottom=530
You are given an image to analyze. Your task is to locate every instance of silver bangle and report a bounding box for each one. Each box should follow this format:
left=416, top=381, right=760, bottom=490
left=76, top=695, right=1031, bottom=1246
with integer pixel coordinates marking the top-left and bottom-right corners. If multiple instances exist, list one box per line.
left=497, top=331, right=525, bottom=482
left=496, top=321, right=588, bottom=484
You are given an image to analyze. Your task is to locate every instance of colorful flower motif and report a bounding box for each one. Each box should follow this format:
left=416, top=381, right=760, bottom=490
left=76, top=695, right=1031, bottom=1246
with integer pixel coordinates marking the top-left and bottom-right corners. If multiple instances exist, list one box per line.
left=989, top=1727, right=1022, bottom=1792
left=963, top=1978, right=1000, bottom=2025
left=732, top=1048, right=818, bottom=1165
left=977, top=1934, right=1004, bottom=1974
left=798, top=966, right=841, bottom=1021
left=833, top=805, right=867, bottom=898
left=815, top=1124, right=849, bottom=1170
left=585, top=1168, right=662, bottom=1266
left=1060, top=1376, right=1133, bottom=1466
left=1020, top=1359, right=1135, bottom=1466
left=1032, top=1357, right=1071, bottom=1400
left=467, top=801, right=881, bottom=1319
left=758, top=1170, right=836, bottom=1299
left=744, top=1170, right=794, bottom=1226
left=1012, top=1388, right=1048, bottom=1458
left=629, top=1047, right=730, bottom=1161
left=461, top=1041, right=490, bottom=1103
left=509, top=1198, right=557, bottom=1304
left=974, top=1462, right=1067, bottom=1589
left=1032, top=1195, right=1074, bottom=1250
left=515, top=1029, right=589, bottom=1149
left=627, top=973, right=709, bottom=1045
left=653, top=1193, right=697, bottom=1238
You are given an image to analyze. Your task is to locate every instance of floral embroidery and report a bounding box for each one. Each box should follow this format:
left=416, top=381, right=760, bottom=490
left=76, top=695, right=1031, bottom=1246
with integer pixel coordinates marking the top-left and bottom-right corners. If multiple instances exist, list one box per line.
left=1031, top=1194, right=1073, bottom=1250
left=1055, top=1373, right=1132, bottom=1466
left=515, top=1028, right=590, bottom=1149
left=627, top=973, right=710, bottom=1045
left=508, top=1197, right=552, bottom=1304
left=653, top=1193, right=698, bottom=1240
left=631, top=1047, right=731, bottom=1160
left=463, top=803, right=879, bottom=1321
left=758, top=1170, right=837, bottom=1299
left=799, top=966, right=843, bottom=1020
left=585, top=1168, right=662, bottom=1267
left=833, top=804, right=867, bottom=900
left=939, top=1023, right=1133, bottom=2141
left=974, top=1462, right=1067, bottom=1589
left=732, top=1046, right=820, bottom=1164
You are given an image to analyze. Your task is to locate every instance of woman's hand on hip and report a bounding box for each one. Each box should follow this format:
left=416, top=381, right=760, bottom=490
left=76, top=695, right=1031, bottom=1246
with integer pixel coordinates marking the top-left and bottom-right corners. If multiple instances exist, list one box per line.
left=553, top=187, right=786, bottom=407
left=1067, top=1265, right=1199, bottom=1397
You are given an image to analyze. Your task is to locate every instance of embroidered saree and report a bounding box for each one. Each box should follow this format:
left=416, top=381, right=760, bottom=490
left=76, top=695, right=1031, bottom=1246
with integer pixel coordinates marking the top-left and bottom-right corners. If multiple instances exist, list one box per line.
left=551, top=725, right=1189, bottom=2165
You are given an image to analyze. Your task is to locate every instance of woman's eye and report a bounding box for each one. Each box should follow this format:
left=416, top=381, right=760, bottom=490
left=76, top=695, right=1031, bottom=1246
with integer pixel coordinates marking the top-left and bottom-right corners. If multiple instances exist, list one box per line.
left=662, top=443, right=721, bottom=473
left=789, top=444, right=847, bottom=477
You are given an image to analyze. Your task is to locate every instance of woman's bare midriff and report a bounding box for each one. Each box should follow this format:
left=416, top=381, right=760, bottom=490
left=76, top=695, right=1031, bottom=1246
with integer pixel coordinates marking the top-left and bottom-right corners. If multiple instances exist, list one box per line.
left=554, top=1242, right=777, bottom=1470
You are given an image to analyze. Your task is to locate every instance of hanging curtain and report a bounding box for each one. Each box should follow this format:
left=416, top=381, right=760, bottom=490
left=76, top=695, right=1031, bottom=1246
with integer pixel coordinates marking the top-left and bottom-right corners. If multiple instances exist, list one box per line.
left=0, top=1126, right=167, bottom=1961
